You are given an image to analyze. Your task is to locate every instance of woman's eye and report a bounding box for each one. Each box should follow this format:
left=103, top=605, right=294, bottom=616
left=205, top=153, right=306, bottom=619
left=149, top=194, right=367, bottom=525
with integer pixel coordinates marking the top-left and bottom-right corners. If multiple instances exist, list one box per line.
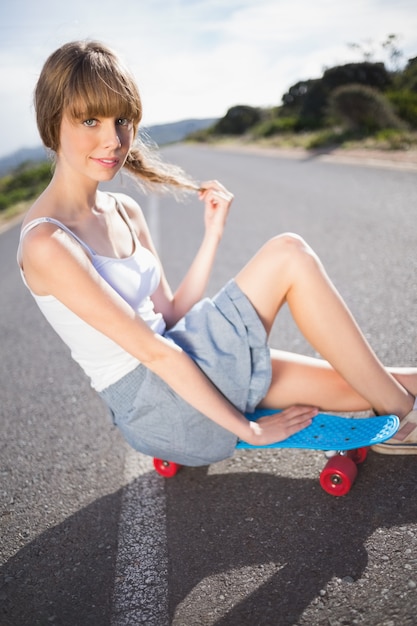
left=83, top=119, right=97, bottom=127
left=117, top=118, right=131, bottom=127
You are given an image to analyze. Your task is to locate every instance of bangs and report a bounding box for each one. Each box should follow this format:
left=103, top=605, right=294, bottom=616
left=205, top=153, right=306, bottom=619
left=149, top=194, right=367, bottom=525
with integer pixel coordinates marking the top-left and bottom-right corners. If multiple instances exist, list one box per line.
left=64, top=51, right=142, bottom=125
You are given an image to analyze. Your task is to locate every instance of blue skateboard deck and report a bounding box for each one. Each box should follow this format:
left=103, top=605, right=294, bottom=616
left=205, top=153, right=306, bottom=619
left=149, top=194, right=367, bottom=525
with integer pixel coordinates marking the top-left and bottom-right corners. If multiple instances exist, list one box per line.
left=237, top=409, right=400, bottom=451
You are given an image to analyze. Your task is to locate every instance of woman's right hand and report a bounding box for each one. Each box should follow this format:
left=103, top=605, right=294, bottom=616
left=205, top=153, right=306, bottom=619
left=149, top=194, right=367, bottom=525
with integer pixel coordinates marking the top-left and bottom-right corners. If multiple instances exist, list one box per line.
left=198, top=180, right=234, bottom=240
left=243, top=405, right=318, bottom=446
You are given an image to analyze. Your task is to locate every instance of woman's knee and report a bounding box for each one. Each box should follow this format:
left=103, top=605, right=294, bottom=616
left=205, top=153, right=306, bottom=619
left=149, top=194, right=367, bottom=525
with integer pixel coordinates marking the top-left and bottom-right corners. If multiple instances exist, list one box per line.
left=262, top=233, right=320, bottom=279
left=266, top=232, right=315, bottom=262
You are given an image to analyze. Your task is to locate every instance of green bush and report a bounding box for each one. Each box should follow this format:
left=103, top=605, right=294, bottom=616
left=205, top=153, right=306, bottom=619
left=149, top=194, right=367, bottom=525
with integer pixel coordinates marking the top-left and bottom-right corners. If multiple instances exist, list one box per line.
left=186, top=126, right=215, bottom=142
left=0, top=161, right=52, bottom=211
left=395, top=56, right=417, bottom=92
left=328, top=84, right=404, bottom=132
left=387, top=90, right=417, bottom=128
left=306, top=129, right=346, bottom=150
left=252, top=116, right=299, bottom=138
left=373, top=128, right=413, bottom=149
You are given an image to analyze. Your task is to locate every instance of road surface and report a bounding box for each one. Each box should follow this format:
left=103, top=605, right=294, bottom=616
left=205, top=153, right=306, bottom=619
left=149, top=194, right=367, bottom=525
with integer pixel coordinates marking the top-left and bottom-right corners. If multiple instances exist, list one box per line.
left=1, top=145, right=416, bottom=625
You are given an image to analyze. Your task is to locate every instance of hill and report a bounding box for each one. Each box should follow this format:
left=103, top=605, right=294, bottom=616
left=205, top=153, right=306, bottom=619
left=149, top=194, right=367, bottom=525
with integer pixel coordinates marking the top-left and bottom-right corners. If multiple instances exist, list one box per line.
left=140, top=117, right=217, bottom=146
left=0, top=146, right=49, bottom=176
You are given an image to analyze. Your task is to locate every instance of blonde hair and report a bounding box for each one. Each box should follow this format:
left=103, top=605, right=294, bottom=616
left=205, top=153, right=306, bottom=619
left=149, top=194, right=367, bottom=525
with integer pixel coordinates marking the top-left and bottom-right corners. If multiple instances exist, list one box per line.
left=35, top=40, right=198, bottom=193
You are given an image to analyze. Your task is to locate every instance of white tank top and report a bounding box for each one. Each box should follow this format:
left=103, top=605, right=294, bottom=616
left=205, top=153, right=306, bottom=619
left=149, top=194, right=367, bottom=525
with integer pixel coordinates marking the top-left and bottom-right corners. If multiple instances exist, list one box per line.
left=18, top=196, right=166, bottom=391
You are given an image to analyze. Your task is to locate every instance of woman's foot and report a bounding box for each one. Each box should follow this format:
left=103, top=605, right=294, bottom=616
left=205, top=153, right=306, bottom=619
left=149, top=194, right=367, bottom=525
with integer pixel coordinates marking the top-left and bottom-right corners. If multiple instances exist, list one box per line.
left=372, top=409, right=417, bottom=454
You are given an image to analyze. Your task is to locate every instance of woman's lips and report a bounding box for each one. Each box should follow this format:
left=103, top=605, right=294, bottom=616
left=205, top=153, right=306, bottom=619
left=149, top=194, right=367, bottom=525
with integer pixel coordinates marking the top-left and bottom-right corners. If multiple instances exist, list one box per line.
left=92, top=157, right=120, bottom=168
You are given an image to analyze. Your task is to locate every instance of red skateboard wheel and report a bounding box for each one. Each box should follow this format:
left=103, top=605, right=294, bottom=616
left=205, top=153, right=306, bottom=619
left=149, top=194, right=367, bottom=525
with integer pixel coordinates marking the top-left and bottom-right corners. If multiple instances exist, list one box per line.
left=320, top=454, right=358, bottom=496
left=153, top=458, right=181, bottom=478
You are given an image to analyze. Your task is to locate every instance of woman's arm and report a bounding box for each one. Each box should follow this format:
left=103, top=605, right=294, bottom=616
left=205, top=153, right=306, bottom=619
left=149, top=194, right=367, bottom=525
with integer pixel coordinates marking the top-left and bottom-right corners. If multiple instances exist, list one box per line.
left=20, top=223, right=315, bottom=446
left=164, top=181, right=234, bottom=326
left=121, top=181, right=233, bottom=328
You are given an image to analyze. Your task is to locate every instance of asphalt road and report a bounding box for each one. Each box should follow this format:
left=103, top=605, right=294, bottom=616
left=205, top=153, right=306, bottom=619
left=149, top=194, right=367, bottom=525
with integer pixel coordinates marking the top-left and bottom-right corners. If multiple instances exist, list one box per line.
left=1, top=145, right=416, bottom=626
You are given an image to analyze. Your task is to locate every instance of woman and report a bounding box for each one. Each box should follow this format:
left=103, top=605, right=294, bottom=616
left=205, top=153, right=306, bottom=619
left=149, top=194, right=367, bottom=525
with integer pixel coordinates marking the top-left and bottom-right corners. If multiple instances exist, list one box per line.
left=18, top=40, right=417, bottom=466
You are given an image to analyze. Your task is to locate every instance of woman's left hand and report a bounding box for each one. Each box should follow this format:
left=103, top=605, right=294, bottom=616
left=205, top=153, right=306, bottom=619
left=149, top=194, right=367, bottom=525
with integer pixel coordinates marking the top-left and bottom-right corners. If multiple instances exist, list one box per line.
left=198, top=180, right=234, bottom=238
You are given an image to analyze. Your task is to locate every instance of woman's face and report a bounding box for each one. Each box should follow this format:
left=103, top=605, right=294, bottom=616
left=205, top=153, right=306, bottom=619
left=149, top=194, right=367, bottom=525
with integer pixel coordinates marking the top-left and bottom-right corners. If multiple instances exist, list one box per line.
left=58, top=111, right=134, bottom=182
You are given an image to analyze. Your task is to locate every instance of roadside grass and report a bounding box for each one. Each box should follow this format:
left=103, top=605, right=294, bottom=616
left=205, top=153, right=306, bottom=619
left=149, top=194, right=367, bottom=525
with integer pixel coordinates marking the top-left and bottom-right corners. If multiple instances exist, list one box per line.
left=195, top=128, right=417, bottom=153
left=0, top=200, right=31, bottom=230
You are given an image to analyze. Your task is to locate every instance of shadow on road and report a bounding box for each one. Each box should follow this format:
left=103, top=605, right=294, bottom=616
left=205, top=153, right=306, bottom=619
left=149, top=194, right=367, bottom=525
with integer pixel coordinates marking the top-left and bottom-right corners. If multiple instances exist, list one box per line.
left=166, top=453, right=416, bottom=625
left=1, top=452, right=416, bottom=626
left=0, top=490, right=123, bottom=626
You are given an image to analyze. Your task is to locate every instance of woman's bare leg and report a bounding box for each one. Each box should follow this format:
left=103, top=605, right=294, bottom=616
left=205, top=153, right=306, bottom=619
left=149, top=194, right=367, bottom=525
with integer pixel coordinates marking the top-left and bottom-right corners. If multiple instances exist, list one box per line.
left=259, top=350, right=417, bottom=413
left=234, top=233, right=415, bottom=418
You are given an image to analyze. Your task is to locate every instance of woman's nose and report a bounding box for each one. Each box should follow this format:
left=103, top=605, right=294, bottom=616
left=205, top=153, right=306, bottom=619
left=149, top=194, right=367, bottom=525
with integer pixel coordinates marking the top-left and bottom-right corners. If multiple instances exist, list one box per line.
left=102, top=121, right=122, bottom=148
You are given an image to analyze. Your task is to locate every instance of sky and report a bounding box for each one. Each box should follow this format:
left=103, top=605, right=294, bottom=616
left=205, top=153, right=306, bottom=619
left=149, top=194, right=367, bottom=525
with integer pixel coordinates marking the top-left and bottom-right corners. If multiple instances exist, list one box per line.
left=1, top=0, right=417, bottom=158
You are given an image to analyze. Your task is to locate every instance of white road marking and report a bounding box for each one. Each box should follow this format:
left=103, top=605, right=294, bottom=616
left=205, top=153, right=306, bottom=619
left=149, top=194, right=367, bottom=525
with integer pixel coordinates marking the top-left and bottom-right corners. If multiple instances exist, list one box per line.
left=111, top=449, right=169, bottom=626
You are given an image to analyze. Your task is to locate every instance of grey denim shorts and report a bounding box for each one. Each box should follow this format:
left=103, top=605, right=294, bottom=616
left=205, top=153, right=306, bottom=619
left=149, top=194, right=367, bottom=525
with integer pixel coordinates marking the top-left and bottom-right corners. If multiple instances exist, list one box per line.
left=99, top=280, right=272, bottom=466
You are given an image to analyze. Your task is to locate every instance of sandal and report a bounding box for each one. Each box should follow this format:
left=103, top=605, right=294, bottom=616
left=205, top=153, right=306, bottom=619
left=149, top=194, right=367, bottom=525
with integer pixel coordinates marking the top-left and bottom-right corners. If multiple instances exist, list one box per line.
left=372, top=409, right=417, bottom=455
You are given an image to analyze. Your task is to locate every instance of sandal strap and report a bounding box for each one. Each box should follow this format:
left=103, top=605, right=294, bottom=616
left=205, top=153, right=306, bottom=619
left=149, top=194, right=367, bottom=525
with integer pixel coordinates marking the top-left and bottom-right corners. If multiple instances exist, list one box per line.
left=392, top=409, right=417, bottom=442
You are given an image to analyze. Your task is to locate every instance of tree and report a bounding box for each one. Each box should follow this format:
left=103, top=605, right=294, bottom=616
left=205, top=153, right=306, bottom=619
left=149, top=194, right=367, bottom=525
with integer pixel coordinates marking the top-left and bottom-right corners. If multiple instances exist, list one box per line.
left=281, top=79, right=327, bottom=126
left=348, top=34, right=404, bottom=72
left=322, top=62, right=391, bottom=92
left=214, top=105, right=262, bottom=135
left=382, top=34, right=404, bottom=72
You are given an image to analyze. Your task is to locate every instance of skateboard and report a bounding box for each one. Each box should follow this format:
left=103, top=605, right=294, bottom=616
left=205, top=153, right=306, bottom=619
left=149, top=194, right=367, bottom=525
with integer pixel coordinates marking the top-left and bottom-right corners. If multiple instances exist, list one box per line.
left=153, top=410, right=400, bottom=496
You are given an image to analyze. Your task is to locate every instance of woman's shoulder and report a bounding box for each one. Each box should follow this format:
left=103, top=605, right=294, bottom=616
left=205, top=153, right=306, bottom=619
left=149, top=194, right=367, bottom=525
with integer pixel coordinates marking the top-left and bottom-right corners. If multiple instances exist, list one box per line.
left=19, top=194, right=84, bottom=269
left=20, top=199, right=71, bottom=260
